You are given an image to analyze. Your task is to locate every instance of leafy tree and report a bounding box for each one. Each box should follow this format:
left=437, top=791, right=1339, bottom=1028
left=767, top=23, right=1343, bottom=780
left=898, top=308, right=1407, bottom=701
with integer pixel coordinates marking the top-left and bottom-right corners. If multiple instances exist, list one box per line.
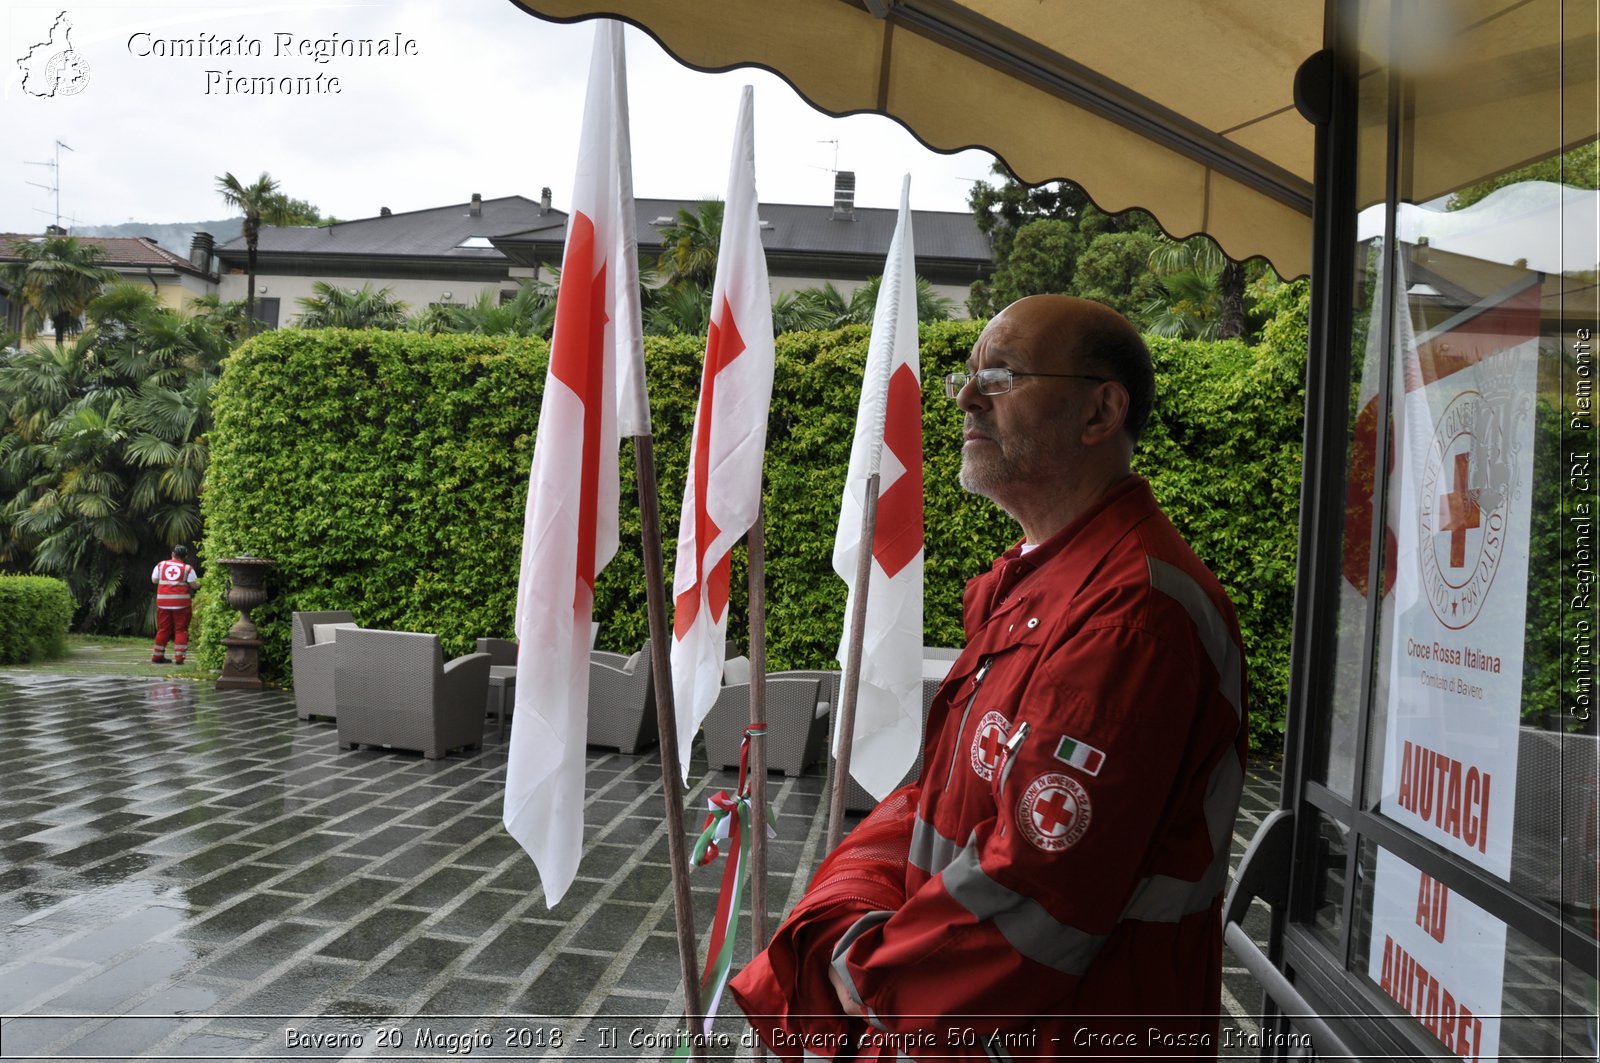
left=0, top=285, right=228, bottom=631
left=1070, top=231, right=1163, bottom=320
left=1448, top=139, right=1599, bottom=209
left=1138, top=234, right=1254, bottom=340
left=278, top=195, right=336, bottom=226
left=216, top=171, right=294, bottom=337
left=965, top=161, right=1159, bottom=316
left=293, top=282, right=408, bottom=329
left=0, top=236, right=117, bottom=346
left=981, top=218, right=1083, bottom=311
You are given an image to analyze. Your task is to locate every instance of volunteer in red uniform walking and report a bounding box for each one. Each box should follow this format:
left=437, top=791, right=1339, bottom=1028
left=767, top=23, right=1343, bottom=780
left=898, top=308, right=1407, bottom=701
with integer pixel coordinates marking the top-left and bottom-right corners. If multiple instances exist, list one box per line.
left=731, top=295, right=1249, bottom=1058
left=151, top=545, right=199, bottom=664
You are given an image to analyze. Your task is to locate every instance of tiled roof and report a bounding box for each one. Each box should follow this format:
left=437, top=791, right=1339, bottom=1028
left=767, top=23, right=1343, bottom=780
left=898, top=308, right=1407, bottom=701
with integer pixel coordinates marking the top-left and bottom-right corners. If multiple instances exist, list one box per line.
left=0, top=234, right=211, bottom=278
left=215, top=196, right=562, bottom=261
left=215, top=194, right=992, bottom=270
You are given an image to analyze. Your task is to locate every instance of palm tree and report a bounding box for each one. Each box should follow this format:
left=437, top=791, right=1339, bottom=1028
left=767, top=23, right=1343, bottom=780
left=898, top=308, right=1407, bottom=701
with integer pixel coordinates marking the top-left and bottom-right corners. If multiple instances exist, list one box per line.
left=643, top=282, right=712, bottom=336
left=789, top=275, right=957, bottom=328
left=294, top=282, right=409, bottom=329
left=1141, top=234, right=1248, bottom=340
left=408, top=282, right=556, bottom=337
left=656, top=201, right=724, bottom=289
left=216, top=171, right=292, bottom=338
left=0, top=286, right=229, bottom=629
left=0, top=236, right=116, bottom=346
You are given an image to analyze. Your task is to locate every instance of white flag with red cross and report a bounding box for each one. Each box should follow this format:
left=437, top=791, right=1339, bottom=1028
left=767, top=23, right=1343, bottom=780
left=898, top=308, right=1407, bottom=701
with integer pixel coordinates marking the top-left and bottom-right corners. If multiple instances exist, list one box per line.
left=832, top=176, right=924, bottom=802
left=670, top=86, right=776, bottom=781
left=504, top=20, right=644, bottom=907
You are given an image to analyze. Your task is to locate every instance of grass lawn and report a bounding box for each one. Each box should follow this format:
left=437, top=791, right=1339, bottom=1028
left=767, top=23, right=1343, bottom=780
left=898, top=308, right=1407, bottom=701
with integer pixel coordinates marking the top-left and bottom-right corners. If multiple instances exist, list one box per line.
left=1, top=634, right=225, bottom=682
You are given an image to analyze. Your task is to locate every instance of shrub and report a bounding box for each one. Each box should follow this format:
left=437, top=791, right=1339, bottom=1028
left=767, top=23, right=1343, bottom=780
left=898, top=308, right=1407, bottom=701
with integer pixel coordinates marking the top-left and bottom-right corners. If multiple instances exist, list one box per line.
left=0, top=575, right=75, bottom=663
left=199, top=315, right=1306, bottom=752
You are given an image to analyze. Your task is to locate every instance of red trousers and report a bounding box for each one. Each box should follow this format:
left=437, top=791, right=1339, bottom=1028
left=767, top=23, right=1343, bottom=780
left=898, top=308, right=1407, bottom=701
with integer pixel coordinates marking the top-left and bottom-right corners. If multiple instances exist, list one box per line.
left=153, top=607, right=192, bottom=659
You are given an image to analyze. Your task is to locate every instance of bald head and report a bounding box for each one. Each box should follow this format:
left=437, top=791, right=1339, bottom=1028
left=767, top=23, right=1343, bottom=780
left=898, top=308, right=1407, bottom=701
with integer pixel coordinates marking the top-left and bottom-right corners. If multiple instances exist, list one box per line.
left=988, top=295, right=1154, bottom=443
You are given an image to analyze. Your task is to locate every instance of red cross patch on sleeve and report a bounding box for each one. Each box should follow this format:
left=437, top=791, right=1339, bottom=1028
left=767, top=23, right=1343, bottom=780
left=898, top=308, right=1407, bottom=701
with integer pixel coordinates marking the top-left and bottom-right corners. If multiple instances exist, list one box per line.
left=1017, top=772, right=1091, bottom=852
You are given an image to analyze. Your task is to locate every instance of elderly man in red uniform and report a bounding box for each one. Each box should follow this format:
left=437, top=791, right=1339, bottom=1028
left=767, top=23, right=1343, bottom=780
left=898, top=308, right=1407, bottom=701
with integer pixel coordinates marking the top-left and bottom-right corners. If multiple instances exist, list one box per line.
left=151, top=544, right=199, bottom=664
left=731, top=295, right=1249, bottom=1059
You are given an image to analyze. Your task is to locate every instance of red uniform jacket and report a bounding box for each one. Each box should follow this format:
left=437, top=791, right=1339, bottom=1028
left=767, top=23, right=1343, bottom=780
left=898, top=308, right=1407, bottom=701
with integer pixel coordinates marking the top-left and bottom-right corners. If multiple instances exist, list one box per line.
left=152, top=559, right=197, bottom=610
left=731, top=477, right=1249, bottom=1059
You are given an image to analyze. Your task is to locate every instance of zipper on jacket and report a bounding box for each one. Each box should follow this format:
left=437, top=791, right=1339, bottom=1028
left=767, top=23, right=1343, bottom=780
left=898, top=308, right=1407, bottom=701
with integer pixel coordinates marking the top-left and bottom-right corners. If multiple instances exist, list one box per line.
left=942, top=656, right=993, bottom=790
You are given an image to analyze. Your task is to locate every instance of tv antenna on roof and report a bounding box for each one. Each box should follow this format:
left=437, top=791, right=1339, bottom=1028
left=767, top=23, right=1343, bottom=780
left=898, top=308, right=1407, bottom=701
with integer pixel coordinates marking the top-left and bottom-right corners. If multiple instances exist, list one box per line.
left=817, top=138, right=839, bottom=173
left=25, top=139, right=74, bottom=231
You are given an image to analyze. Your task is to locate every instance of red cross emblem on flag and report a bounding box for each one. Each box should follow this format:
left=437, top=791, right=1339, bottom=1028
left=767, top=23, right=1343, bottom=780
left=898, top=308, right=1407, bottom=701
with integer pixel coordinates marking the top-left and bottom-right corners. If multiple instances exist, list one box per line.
left=1017, top=772, right=1091, bottom=852
left=970, top=710, right=1010, bottom=782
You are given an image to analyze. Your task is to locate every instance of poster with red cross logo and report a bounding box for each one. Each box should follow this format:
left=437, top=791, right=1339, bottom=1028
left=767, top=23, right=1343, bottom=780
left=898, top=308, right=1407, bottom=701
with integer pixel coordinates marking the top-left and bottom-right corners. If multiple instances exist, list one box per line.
left=1366, top=269, right=1542, bottom=1062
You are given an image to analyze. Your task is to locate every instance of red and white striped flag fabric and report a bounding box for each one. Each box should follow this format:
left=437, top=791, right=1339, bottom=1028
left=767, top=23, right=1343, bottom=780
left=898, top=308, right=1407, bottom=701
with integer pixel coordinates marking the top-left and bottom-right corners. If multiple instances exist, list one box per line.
left=832, top=176, right=924, bottom=802
left=670, top=86, right=775, bottom=781
left=505, top=20, right=644, bottom=907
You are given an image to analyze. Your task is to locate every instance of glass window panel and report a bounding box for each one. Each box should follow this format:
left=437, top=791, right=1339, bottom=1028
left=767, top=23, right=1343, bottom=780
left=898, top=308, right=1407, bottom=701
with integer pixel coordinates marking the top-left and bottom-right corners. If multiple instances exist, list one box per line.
left=1307, top=810, right=1351, bottom=954
left=1355, top=840, right=1597, bottom=1060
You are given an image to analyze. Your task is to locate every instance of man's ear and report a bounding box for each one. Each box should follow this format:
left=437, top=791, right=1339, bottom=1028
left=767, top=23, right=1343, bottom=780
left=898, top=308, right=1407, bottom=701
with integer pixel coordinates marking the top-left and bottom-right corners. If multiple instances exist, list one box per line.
left=1080, top=380, right=1130, bottom=446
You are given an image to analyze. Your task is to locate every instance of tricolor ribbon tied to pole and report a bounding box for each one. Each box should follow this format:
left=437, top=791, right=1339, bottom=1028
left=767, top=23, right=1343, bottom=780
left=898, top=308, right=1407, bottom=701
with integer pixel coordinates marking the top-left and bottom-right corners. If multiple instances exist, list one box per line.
left=681, top=725, right=777, bottom=1051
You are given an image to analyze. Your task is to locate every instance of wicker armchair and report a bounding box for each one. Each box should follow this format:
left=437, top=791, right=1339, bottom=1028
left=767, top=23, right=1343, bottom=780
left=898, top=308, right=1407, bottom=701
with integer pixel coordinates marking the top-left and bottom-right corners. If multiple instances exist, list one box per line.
left=704, top=671, right=829, bottom=777
left=291, top=611, right=357, bottom=721
left=588, top=642, right=658, bottom=753
left=334, top=629, right=491, bottom=759
left=841, top=675, right=942, bottom=812
left=476, top=637, right=517, bottom=665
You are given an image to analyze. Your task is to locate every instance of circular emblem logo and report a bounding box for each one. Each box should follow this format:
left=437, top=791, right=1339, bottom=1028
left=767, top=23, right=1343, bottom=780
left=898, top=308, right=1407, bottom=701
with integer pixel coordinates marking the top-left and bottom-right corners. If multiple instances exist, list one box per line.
left=1417, top=389, right=1516, bottom=630
left=1017, top=772, right=1091, bottom=853
left=44, top=50, right=90, bottom=96
left=969, top=710, right=1010, bottom=781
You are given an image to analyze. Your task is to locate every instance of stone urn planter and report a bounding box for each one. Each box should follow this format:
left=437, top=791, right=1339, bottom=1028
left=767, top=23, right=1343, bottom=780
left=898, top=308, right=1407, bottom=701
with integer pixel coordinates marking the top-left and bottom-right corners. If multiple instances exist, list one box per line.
left=216, top=555, right=275, bottom=690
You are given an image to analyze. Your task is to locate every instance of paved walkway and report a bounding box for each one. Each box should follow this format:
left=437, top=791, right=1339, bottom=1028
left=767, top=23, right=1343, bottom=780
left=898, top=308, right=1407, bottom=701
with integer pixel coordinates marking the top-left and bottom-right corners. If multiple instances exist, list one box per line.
left=0, top=673, right=1281, bottom=1061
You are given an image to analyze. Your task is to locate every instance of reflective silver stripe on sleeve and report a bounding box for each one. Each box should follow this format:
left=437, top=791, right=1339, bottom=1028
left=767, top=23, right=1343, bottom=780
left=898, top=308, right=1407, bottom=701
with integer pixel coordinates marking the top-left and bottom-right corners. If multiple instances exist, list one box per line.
left=940, top=841, right=1107, bottom=975
left=1146, top=556, right=1244, bottom=719
left=832, top=910, right=893, bottom=1032
left=909, top=813, right=962, bottom=876
left=1119, top=740, right=1245, bottom=922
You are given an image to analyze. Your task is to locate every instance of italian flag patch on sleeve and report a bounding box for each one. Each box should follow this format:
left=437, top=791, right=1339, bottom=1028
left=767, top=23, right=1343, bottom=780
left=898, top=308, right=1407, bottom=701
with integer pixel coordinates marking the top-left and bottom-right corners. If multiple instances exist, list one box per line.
left=1053, top=735, right=1105, bottom=776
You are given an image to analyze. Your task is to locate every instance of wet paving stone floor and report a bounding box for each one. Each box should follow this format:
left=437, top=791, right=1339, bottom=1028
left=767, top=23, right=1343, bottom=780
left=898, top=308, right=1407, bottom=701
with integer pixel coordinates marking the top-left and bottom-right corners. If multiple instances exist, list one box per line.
left=0, top=673, right=1280, bottom=1060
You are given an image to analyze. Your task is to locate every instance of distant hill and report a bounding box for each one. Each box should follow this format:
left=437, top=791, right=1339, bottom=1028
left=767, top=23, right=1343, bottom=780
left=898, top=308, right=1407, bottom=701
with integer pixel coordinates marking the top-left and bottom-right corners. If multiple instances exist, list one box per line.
left=74, top=218, right=243, bottom=249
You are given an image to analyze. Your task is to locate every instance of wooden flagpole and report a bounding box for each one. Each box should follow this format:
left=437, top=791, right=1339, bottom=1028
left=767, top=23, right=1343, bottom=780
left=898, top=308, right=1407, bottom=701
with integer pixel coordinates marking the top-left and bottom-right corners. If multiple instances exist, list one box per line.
left=827, top=473, right=881, bottom=852
left=633, top=433, right=707, bottom=1061
left=746, top=503, right=770, bottom=1061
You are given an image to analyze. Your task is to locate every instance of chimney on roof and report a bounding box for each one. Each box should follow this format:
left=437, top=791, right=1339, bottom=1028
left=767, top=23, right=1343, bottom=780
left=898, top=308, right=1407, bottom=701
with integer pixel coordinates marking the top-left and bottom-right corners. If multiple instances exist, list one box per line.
left=469, top=193, right=482, bottom=218
left=831, top=171, right=856, bottom=221
left=189, top=232, right=214, bottom=273
left=380, top=206, right=392, bottom=216
left=45, top=223, right=67, bottom=236
left=540, top=187, right=552, bottom=214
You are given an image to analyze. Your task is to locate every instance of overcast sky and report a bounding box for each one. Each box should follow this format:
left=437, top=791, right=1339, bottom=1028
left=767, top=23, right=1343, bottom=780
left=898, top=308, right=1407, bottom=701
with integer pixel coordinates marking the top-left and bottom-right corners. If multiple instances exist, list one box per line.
left=1, top=0, right=1001, bottom=234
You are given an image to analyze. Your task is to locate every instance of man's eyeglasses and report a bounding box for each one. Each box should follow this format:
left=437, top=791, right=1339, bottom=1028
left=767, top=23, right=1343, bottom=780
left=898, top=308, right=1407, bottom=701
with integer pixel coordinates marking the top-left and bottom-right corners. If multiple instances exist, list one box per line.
left=943, top=367, right=1110, bottom=399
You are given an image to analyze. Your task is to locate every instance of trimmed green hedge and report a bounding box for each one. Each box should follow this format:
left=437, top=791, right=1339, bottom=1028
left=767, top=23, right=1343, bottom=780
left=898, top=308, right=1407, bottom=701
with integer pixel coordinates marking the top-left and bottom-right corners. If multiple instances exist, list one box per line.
left=0, top=575, right=74, bottom=663
left=199, top=312, right=1306, bottom=752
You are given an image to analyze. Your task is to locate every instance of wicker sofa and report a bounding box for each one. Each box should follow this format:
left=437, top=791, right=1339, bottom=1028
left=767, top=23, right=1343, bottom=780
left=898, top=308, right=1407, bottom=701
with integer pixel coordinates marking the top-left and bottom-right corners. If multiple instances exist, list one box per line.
left=333, top=629, right=491, bottom=759
left=290, top=610, right=358, bottom=721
